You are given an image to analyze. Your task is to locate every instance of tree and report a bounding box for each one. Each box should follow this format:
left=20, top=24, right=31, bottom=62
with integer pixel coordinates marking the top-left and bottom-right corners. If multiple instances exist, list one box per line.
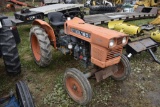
left=32, top=0, right=35, bottom=4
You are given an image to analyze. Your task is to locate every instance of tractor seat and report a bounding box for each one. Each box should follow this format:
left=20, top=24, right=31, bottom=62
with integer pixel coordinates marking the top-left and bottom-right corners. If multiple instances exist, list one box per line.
left=48, top=12, right=65, bottom=26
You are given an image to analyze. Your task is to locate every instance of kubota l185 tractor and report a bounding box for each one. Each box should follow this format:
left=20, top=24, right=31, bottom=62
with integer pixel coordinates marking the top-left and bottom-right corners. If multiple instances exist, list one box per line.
left=29, top=12, right=131, bottom=105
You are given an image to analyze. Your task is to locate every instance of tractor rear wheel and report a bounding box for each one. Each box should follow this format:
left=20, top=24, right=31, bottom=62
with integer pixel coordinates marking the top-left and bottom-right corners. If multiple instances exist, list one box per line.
left=111, top=54, right=131, bottom=81
left=64, top=68, right=92, bottom=105
left=16, top=81, right=35, bottom=107
left=29, top=26, right=52, bottom=67
left=0, top=27, right=21, bottom=75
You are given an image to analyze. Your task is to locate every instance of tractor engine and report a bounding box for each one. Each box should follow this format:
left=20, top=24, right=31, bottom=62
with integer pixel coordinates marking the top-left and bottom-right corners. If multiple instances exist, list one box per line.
left=58, top=34, right=90, bottom=66
left=73, top=40, right=90, bottom=67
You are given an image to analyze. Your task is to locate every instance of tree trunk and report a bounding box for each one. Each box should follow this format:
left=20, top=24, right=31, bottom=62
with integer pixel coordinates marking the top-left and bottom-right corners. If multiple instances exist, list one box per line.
left=32, top=0, right=35, bottom=4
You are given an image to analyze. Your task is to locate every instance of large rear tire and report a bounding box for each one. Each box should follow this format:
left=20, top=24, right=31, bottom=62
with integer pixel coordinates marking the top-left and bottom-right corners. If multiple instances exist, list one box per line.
left=0, top=27, right=21, bottom=75
left=64, top=68, right=92, bottom=105
left=29, top=26, right=52, bottom=67
left=16, top=81, right=35, bottom=107
left=111, top=54, right=131, bottom=81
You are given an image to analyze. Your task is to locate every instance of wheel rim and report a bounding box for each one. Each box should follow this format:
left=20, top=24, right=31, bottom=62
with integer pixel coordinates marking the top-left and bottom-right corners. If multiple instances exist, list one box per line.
left=112, top=60, right=125, bottom=78
left=31, top=34, right=40, bottom=61
left=66, top=76, right=83, bottom=101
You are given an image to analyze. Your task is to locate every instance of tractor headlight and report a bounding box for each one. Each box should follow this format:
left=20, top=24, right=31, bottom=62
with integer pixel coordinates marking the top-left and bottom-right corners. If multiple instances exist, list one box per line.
left=0, top=21, right=2, bottom=28
left=109, top=39, right=115, bottom=48
left=122, top=37, right=127, bottom=44
left=67, top=17, right=71, bottom=20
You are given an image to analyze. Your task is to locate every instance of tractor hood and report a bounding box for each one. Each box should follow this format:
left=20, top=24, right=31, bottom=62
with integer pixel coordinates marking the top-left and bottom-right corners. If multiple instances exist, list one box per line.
left=65, top=17, right=128, bottom=48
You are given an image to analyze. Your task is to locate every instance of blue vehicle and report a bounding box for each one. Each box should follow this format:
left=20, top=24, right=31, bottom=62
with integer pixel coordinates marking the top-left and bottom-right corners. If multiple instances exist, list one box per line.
left=0, top=81, right=35, bottom=107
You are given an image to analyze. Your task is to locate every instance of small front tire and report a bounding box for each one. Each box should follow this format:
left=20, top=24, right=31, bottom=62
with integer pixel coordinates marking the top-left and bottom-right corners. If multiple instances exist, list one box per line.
left=64, top=68, right=92, bottom=105
left=111, top=54, right=131, bottom=81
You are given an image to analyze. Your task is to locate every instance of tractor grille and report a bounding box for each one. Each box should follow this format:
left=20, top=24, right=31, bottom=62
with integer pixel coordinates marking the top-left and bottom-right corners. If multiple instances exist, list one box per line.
left=106, top=48, right=122, bottom=60
left=117, top=38, right=122, bottom=45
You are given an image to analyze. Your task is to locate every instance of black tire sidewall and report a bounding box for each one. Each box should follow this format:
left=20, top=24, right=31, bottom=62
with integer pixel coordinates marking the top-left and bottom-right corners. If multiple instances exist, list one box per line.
left=111, top=54, right=131, bottom=81
left=29, top=26, right=52, bottom=67
left=16, top=81, right=35, bottom=107
left=0, top=27, right=21, bottom=74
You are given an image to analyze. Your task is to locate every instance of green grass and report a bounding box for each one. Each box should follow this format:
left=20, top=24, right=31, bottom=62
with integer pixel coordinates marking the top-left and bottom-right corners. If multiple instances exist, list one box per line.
left=127, top=18, right=155, bottom=26
left=1, top=9, right=160, bottom=106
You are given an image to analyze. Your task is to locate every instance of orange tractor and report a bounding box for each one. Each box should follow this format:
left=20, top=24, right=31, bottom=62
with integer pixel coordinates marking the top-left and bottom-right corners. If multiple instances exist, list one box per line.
left=29, top=12, right=131, bottom=105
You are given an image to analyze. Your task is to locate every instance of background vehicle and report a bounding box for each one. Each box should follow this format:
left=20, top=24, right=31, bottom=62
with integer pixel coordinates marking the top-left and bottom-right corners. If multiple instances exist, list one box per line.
left=0, top=81, right=35, bottom=107
left=29, top=12, right=131, bottom=105
left=0, top=14, right=21, bottom=75
left=87, top=0, right=135, bottom=14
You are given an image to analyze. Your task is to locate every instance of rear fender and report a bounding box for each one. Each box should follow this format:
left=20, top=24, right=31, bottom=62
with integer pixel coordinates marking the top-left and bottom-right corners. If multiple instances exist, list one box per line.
left=32, top=19, right=57, bottom=49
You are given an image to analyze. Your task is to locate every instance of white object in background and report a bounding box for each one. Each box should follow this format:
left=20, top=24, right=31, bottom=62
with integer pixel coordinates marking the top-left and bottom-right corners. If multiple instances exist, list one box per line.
left=0, top=22, right=2, bottom=28
left=127, top=53, right=132, bottom=58
left=103, top=0, right=113, bottom=7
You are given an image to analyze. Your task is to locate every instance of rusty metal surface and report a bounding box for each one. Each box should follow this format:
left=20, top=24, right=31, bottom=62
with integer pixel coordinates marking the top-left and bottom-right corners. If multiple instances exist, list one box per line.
left=84, top=12, right=157, bottom=25
left=95, top=65, right=118, bottom=82
left=140, top=38, right=157, bottom=47
left=30, top=4, right=84, bottom=15
left=128, top=41, right=146, bottom=52
left=7, top=0, right=35, bottom=7
left=134, top=6, right=158, bottom=14
left=128, top=38, right=157, bottom=52
left=10, top=9, right=157, bottom=25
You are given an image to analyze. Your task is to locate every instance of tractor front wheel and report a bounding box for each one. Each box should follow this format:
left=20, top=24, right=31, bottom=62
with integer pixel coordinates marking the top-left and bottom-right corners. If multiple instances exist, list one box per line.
left=111, top=54, right=131, bottom=81
left=29, top=26, right=52, bottom=67
left=64, top=68, right=92, bottom=105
